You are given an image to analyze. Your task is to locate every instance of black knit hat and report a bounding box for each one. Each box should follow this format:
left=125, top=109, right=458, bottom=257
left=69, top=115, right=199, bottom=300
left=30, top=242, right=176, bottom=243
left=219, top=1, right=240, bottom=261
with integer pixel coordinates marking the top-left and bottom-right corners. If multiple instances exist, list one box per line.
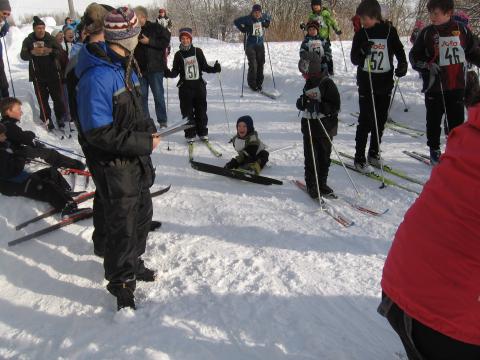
left=237, top=115, right=254, bottom=134
left=0, top=0, right=11, bottom=12
left=32, top=16, right=45, bottom=28
left=252, top=4, right=262, bottom=12
left=311, top=0, right=322, bottom=7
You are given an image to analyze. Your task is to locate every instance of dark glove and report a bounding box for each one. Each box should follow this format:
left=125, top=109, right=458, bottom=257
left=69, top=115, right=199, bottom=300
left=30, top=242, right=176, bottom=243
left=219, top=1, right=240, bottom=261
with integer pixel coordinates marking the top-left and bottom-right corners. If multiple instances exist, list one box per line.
left=360, top=41, right=375, bottom=56
left=305, top=97, right=318, bottom=114
left=225, top=158, right=239, bottom=169
left=296, top=96, right=306, bottom=111
left=335, top=29, right=342, bottom=36
left=213, top=60, right=221, bottom=73
left=263, top=20, right=270, bottom=28
left=428, top=62, right=441, bottom=76
left=300, top=22, right=306, bottom=31
left=395, top=62, right=408, bottom=78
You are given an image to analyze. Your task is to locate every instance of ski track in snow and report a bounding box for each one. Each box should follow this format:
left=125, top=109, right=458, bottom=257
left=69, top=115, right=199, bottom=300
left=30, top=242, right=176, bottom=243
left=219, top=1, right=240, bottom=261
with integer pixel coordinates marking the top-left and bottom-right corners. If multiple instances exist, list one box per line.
left=0, top=24, right=440, bottom=359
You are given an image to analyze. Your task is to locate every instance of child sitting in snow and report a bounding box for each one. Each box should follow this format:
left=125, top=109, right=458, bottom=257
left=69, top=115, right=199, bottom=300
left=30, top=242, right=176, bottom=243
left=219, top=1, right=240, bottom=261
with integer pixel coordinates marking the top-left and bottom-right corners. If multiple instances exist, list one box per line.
left=0, top=123, right=89, bottom=218
left=296, top=52, right=340, bottom=199
left=224, top=116, right=269, bottom=175
left=299, top=21, right=328, bottom=75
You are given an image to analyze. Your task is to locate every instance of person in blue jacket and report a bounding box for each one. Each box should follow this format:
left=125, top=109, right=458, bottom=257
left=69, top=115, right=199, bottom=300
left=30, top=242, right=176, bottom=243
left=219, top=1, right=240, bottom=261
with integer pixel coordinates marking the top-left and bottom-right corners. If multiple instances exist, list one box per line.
left=75, top=6, right=161, bottom=311
left=0, top=0, right=11, bottom=99
left=234, top=4, right=271, bottom=91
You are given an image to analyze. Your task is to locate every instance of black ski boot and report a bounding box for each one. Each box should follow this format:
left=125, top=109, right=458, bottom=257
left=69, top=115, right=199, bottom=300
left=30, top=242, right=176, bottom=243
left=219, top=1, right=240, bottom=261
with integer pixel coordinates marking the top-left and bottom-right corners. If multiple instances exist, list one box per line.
left=320, top=184, right=337, bottom=199
left=150, top=221, right=162, bottom=231
left=137, top=259, right=156, bottom=282
left=108, top=281, right=136, bottom=311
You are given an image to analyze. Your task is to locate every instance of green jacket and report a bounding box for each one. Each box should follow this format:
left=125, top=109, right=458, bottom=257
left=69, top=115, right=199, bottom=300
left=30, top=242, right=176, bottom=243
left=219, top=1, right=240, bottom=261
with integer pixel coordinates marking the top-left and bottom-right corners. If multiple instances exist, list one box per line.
left=308, top=8, right=340, bottom=40
left=230, top=131, right=266, bottom=164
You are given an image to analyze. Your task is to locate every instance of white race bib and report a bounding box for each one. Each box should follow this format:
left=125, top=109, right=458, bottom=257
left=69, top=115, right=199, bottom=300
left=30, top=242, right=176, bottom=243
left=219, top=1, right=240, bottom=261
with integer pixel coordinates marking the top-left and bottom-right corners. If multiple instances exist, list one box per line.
left=184, top=55, right=200, bottom=80
left=363, top=39, right=391, bottom=73
left=308, top=39, right=323, bottom=54
left=252, top=22, right=263, bottom=37
left=305, top=87, right=321, bottom=101
left=439, top=36, right=466, bottom=67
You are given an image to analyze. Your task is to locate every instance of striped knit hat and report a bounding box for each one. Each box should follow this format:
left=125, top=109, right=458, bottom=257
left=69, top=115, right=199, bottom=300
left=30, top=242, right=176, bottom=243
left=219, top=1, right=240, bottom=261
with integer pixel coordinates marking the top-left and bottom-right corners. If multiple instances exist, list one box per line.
left=104, top=6, right=141, bottom=52
left=179, top=27, right=193, bottom=41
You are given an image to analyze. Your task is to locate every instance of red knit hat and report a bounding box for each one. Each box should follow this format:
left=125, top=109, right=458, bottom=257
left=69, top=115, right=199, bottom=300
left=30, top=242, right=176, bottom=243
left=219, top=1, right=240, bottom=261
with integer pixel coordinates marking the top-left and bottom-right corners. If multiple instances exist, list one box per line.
left=179, top=27, right=193, bottom=41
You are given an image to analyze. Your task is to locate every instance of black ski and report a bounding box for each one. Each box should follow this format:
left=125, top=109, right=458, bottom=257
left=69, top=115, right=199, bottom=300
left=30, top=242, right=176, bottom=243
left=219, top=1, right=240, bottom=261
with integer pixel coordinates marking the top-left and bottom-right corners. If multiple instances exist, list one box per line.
left=8, top=185, right=171, bottom=247
left=403, top=150, right=431, bottom=166
left=15, top=191, right=95, bottom=231
left=190, top=160, right=282, bottom=185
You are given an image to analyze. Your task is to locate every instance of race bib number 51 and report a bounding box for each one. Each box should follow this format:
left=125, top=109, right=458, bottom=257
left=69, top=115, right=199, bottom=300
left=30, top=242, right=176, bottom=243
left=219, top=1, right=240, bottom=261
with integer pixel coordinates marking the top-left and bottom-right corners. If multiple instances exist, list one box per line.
left=184, top=56, right=200, bottom=80
left=439, top=36, right=465, bottom=67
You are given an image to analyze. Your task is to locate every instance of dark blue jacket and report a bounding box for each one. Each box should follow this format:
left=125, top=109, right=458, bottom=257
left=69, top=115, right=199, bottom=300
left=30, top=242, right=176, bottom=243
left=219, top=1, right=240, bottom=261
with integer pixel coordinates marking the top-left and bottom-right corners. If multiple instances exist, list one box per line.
left=75, top=42, right=154, bottom=162
left=234, top=14, right=271, bottom=48
left=0, top=22, right=10, bottom=59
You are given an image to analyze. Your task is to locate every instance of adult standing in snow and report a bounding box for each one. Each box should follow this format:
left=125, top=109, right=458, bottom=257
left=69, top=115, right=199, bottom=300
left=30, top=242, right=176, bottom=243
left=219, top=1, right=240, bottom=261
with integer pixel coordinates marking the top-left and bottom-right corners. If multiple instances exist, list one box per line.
left=0, top=0, right=11, bottom=99
left=379, top=71, right=480, bottom=359
left=234, top=4, right=271, bottom=92
left=20, top=16, right=65, bottom=130
left=134, top=6, right=171, bottom=128
left=156, top=8, right=172, bottom=32
left=76, top=6, right=160, bottom=311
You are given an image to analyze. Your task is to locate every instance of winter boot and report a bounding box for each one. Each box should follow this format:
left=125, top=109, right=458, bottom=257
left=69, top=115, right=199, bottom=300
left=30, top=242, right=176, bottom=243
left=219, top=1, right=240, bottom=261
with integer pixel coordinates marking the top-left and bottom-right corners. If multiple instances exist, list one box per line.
left=47, top=119, right=55, bottom=131
left=319, top=184, right=337, bottom=199
left=107, top=281, right=136, bottom=311
left=200, top=135, right=209, bottom=142
left=430, top=148, right=441, bottom=166
left=137, top=259, right=156, bottom=282
left=186, top=137, right=195, bottom=144
left=367, top=153, right=384, bottom=168
left=61, top=202, right=91, bottom=219
left=354, top=161, right=373, bottom=174
left=150, top=221, right=162, bottom=231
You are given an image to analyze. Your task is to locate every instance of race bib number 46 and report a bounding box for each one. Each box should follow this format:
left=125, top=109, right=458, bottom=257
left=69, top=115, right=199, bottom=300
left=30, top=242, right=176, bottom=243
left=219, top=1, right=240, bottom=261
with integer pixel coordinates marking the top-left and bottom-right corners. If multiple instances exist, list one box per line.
left=363, top=39, right=390, bottom=74
left=439, top=36, right=465, bottom=67
left=253, top=22, right=263, bottom=37
left=184, top=56, right=200, bottom=80
left=308, top=40, right=323, bottom=54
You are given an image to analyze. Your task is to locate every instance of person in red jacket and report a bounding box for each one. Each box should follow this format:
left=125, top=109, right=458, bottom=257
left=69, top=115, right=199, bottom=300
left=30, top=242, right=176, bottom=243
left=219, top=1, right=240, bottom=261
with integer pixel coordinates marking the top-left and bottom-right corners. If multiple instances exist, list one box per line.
left=378, top=70, right=480, bottom=359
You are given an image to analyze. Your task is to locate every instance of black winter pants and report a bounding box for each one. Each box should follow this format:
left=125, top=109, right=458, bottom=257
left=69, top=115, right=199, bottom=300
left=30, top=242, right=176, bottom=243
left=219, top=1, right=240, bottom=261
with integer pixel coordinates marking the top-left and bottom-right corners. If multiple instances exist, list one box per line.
left=378, top=293, right=480, bottom=360
left=23, top=167, right=71, bottom=209
left=245, top=44, right=265, bottom=89
left=33, top=79, right=66, bottom=126
left=16, top=146, right=83, bottom=170
left=179, top=83, right=208, bottom=138
left=425, top=89, right=464, bottom=150
left=88, top=159, right=153, bottom=291
left=0, top=59, right=9, bottom=99
left=355, top=92, right=390, bottom=163
left=302, top=118, right=332, bottom=191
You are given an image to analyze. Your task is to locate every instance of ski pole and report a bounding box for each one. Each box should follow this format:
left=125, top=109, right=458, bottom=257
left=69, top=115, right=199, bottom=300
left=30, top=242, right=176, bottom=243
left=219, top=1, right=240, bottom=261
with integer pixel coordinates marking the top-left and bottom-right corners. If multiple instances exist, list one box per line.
left=35, top=139, right=86, bottom=158
left=367, top=57, right=386, bottom=189
left=241, top=34, right=246, bottom=97
left=337, top=33, right=348, bottom=72
left=306, top=118, right=325, bottom=207
left=387, top=77, right=399, bottom=121
left=2, top=36, right=15, bottom=97
left=397, top=82, right=409, bottom=112
left=439, top=79, right=450, bottom=135
left=57, top=68, right=71, bottom=136
left=264, top=30, right=276, bottom=90
left=166, top=77, right=170, bottom=151
left=313, top=113, right=361, bottom=197
left=31, top=60, right=50, bottom=131
left=217, top=72, right=231, bottom=134
left=269, top=143, right=298, bottom=154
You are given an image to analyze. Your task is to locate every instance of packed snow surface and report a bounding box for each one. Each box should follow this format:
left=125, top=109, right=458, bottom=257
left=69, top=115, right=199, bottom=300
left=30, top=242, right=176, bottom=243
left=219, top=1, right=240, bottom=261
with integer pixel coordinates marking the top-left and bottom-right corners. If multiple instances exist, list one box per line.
left=0, top=25, right=441, bottom=359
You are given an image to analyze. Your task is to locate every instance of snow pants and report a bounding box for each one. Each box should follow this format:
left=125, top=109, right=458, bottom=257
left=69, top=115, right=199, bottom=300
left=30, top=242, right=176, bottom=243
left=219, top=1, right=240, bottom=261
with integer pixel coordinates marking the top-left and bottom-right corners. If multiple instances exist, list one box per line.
left=378, top=293, right=480, bottom=360
left=179, top=82, right=208, bottom=139
left=87, top=158, right=153, bottom=292
left=0, top=167, right=72, bottom=209
left=425, top=89, right=464, bottom=151
left=33, top=78, right=66, bottom=127
left=245, top=44, right=265, bottom=90
left=355, top=92, right=390, bottom=163
left=0, top=59, right=9, bottom=99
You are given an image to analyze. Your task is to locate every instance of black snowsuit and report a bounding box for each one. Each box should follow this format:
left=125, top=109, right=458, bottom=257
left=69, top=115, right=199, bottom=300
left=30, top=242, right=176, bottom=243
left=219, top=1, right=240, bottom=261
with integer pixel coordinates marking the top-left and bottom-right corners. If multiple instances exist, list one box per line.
left=350, top=22, right=407, bottom=163
left=296, top=75, right=340, bottom=197
left=20, top=32, right=65, bottom=127
left=165, top=45, right=217, bottom=139
left=75, top=42, right=156, bottom=293
left=0, top=141, right=72, bottom=209
left=1, top=116, right=84, bottom=169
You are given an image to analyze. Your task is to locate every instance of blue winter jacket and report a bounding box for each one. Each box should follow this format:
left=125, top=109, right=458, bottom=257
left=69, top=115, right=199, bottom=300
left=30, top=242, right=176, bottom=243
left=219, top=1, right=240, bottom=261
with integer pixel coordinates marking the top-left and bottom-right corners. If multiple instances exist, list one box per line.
left=75, top=42, right=153, bottom=159
left=234, top=14, right=271, bottom=48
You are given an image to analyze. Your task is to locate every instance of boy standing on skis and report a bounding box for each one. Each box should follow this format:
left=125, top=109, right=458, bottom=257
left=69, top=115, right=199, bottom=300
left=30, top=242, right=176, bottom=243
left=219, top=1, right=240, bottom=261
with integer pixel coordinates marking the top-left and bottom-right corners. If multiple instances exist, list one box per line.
left=409, top=0, right=480, bottom=165
left=165, top=27, right=221, bottom=143
left=350, top=0, right=407, bottom=173
left=299, top=21, right=328, bottom=74
left=302, top=0, right=341, bottom=76
left=234, top=4, right=271, bottom=91
left=224, top=115, right=269, bottom=175
left=296, top=52, right=340, bottom=199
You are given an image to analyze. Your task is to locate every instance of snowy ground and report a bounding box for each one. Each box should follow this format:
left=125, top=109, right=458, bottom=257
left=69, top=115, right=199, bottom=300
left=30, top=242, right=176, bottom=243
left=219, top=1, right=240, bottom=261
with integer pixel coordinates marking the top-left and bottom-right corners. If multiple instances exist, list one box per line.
left=0, top=23, right=440, bottom=359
